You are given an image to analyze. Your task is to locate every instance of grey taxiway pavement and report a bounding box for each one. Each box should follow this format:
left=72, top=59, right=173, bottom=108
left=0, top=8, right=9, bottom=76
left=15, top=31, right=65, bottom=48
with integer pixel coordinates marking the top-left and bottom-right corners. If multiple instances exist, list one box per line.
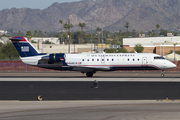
left=0, top=71, right=180, bottom=120
left=0, top=100, right=180, bottom=120
left=0, top=71, right=180, bottom=78
left=0, top=71, right=179, bottom=81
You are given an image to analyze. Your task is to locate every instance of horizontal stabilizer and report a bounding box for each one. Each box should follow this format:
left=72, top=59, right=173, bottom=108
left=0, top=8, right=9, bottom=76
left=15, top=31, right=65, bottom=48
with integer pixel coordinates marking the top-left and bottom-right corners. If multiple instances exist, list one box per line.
left=9, top=37, right=27, bottom=42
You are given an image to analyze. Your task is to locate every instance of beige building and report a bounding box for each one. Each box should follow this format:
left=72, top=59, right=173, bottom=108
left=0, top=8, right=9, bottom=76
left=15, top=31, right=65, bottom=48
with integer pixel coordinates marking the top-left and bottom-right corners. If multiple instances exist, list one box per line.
left=32, top=43, right=95, bottom=54
left=123, top=36, right=180, bottom=56
left=163, top=52, right=180, bottom=61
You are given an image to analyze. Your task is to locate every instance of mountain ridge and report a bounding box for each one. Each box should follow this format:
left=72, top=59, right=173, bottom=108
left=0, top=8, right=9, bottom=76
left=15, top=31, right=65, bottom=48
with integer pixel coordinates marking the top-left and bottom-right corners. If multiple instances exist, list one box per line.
left=0, top=0, right=180, bottom=33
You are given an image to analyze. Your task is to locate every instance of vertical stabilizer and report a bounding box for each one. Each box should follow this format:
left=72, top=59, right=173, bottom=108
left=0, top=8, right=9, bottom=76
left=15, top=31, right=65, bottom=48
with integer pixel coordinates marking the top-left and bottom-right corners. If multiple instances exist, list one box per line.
left=9, top=37, right=46, bottom=57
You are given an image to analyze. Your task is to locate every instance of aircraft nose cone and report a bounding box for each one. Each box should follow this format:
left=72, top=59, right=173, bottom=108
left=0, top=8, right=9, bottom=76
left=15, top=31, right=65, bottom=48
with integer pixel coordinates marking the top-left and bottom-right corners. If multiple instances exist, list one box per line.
left=171, top=63, right=176, bottom=68
left=173, top=63, right=177, bottom=68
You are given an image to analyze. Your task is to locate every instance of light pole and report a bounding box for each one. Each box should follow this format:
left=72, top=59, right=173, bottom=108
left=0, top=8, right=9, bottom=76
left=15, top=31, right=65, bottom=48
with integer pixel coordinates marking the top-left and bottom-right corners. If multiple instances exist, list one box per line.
left=173, top=42, right=180, bottom=62
left=67, top=35, right=69, bottom=53
left=73, top=31, right=75, bottom=53
left=160, top=40, right=161, bottom=55
left=162, top=40, right=166, bottom=56
left=91, top=24, right=92, bottom=53
left=68, top=18, right=70, bottom=53
left=173, top=43, right=176, bottom=62
left=101, top=26, right=103, bottom=53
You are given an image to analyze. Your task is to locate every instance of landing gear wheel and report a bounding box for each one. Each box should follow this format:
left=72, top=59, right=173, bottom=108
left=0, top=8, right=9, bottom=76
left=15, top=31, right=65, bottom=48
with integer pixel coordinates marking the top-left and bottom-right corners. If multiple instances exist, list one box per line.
left=86, top=72, right=93, bottom=77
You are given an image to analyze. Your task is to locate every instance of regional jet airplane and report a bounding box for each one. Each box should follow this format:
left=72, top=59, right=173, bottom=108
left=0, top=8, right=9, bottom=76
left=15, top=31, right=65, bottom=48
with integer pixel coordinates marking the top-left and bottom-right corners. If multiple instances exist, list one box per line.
left=9, top=37, right=176, bottom=77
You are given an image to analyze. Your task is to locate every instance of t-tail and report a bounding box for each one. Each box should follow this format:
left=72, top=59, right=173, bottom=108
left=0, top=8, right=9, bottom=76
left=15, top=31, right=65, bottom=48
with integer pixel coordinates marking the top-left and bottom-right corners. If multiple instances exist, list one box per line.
left=9, top=37, right=67, bottom=67
left=9, top=36, right=46, bottom=57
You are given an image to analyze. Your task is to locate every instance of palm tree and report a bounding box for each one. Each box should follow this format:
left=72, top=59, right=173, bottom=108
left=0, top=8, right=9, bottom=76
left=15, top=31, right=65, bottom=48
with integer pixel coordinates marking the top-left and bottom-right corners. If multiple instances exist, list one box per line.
left=113, top=32, right=119, bottom=40
left=63, top=23, right=73, bottom=44
left=156, top=24, right=160, bottom=36
left=44, top=31, right=47, bottom=37
left=96, top=27, right=101, bottom=33
left=152, top=30, right=155, bottom=36
left=96, top=27, right=101, bottom=44
left=59, top=19, right=63, bottom=42
left=34, top=30, right=37, bottom=37
left=124, top=22, right=129, bottom=37
left=132, top=29, right=136, bottom=37
left=77, top=23, right=86, bottom=44
left=59, top=19, right=63, bottom=30
left=26, top=31, right=33, bottom=42
left=74, top=31, right=83, bottom=44
left=119, top=30, right=122, bottom=36
left=64, top=24, right=69, bottom=30
left=148, top=31, right=152, bottom=37
left=63, top=23, right=73, bottom=30
left=39, top=31, right=42, bottom=37
left=78, top=23, right=86, bottom=31
left=18, top=30, right=21, bottom=36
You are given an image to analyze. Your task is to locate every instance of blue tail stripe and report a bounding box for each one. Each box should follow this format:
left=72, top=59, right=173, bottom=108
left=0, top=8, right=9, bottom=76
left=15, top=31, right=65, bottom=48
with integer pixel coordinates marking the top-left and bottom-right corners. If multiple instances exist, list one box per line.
left=13, top=42, right=44, bottom=57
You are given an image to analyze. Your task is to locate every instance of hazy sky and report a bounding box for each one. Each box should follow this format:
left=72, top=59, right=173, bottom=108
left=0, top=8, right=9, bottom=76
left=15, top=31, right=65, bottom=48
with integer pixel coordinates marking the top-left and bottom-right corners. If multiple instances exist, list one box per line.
left=0, top=0, right=81, bottom=10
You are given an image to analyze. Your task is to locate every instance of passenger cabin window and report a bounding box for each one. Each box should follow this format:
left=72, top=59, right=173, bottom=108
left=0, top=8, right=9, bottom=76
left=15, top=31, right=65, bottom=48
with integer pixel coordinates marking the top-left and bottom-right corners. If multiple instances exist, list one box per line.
left=97, top=59, right=99, bottom=61
left=154, top=56, right=165, bottom=60
left=82, top=59, right=84, bottom=61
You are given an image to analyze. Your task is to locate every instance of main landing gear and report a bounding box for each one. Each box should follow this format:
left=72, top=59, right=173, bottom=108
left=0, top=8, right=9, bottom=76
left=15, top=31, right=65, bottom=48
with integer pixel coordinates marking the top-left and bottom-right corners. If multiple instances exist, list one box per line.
left=86, top=72, right=94, bottom=77
left=161, top=70, right=165, bottom=77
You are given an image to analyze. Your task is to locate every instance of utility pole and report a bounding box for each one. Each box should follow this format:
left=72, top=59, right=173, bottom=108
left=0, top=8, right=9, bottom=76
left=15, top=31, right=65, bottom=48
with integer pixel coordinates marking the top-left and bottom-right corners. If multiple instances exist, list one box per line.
left=91, top=24, right=92, bottom=53
left=174, top=43, right=176, bottom=62
left=101, top=26, right=103, bottom=53
left=68, top=18, right=70, bottom=53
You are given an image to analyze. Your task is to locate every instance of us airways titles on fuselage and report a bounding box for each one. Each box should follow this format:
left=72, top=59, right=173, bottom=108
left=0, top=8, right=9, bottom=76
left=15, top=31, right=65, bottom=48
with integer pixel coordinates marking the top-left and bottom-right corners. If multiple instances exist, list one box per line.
left=9, top=37, right=176, bottom=77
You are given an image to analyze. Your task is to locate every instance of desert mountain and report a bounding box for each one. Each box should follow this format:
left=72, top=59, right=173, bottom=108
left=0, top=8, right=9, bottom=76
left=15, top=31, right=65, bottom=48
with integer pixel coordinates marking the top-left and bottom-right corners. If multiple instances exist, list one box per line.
left=0, top=0, right=180, bottom=32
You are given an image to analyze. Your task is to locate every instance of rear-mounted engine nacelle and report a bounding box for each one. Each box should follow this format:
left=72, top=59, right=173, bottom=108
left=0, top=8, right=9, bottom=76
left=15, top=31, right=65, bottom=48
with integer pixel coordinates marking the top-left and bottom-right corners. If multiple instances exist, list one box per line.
left=49, top=53, right=65, bottom=63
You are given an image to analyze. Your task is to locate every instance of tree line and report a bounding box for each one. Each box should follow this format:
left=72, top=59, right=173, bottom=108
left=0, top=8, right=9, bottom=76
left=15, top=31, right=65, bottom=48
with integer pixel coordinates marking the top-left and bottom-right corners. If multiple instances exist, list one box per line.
left=3, top=20, right=176, bottom=46
left=0, top=20, right=180, bottom=59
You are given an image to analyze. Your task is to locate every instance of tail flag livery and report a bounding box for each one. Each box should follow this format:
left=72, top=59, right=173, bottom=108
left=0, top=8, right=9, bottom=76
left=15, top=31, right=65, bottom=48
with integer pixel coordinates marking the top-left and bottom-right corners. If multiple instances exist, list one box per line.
left=9, top=36, right=67, bottom=66
left=9, top=37, right=46, bottom=57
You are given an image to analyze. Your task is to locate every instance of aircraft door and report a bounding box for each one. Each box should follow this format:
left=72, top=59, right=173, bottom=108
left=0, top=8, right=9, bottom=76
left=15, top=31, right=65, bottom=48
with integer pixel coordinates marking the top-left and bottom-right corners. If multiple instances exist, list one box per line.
left=142, top=57, right=147, bottom=65
left=101, top=55, right=105, bottom=63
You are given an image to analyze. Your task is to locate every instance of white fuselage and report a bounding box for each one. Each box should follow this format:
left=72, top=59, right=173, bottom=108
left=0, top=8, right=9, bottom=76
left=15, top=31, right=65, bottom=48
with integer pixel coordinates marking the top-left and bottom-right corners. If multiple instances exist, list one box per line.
left=20, top=53, right=176, bottom=72
left=65, top=53, right=176, bottom=70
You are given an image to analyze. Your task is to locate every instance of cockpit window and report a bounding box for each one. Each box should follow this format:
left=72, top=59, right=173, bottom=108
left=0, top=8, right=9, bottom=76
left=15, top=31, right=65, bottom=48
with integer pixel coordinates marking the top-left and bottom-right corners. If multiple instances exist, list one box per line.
left=154, top=56, right=165, bottom=60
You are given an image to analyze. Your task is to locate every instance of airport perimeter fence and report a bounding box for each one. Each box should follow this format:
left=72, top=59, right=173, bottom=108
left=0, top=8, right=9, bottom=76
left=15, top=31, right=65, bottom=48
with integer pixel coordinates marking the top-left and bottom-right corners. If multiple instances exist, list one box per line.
left=0, top=60, right=179, bottom=72
left=0, top=61, right=55, bottom=72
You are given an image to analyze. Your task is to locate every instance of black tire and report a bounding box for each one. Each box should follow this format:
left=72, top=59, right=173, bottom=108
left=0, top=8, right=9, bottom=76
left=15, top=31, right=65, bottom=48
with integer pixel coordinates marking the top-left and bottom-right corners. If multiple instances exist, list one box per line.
left=86, top=72, right=93, bottom=77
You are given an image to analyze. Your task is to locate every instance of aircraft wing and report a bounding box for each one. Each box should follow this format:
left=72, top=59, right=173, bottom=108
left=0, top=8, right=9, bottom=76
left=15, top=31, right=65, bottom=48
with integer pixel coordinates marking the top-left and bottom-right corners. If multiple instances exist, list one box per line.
left=72, top=65, right=111, bottom=72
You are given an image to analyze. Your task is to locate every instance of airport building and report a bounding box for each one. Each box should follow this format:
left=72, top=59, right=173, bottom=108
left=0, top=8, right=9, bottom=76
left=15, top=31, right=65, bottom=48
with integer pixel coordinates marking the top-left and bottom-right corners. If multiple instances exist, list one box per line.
left=2, top=35, right=180, bottom=57
left=123, top=36, right=180, bottom=56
